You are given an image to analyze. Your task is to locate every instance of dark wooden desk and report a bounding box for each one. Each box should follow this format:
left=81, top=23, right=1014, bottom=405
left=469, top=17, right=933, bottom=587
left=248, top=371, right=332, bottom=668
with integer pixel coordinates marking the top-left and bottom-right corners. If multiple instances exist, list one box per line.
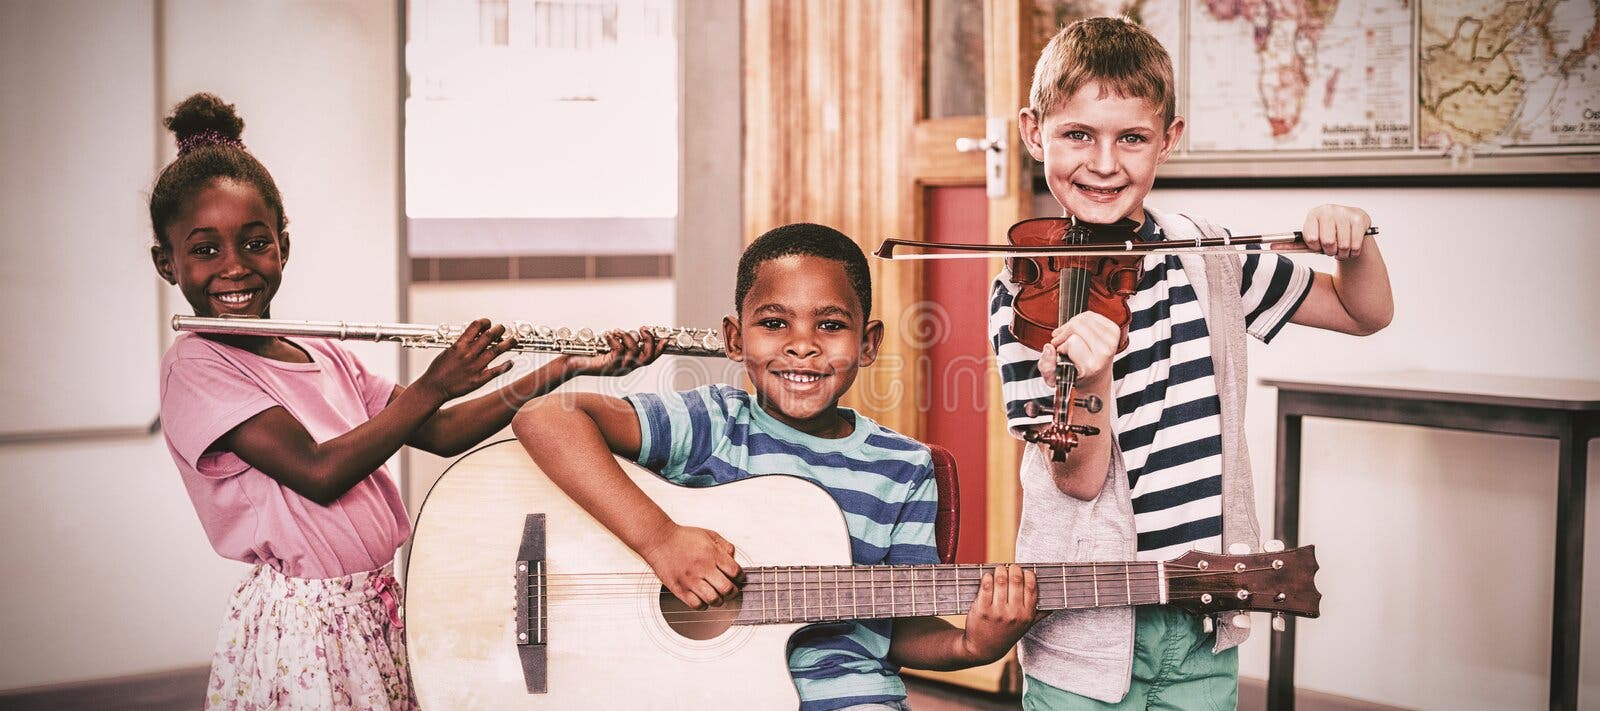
left=1261, top=372, right=1600, bottom=711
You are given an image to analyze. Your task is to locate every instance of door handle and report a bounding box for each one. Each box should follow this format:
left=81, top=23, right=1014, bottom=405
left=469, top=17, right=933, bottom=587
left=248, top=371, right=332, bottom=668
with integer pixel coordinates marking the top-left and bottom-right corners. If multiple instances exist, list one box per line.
left=955, top=137, right=1001, bottom=153
left=954, top=117, right=1009, bottom=198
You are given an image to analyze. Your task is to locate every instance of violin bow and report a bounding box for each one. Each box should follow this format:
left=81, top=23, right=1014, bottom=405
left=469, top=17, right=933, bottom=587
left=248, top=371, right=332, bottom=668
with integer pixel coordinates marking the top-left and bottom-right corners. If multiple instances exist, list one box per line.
left=874, top=227, right=1379, bottom=260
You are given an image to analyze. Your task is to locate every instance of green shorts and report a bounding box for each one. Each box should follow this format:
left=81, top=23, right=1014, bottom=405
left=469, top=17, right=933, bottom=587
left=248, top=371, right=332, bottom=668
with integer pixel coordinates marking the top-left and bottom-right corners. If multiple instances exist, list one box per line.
left=1022, top=605, right=1239, bottom=711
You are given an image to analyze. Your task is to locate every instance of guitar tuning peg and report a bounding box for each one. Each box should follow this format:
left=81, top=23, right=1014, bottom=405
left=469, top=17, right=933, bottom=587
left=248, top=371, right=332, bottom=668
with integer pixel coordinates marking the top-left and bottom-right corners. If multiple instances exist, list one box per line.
left=1272, top=613, right=1286, bottom=632
left=1264, top=539, right=1285, bottom=553
left=1201, top=616, right=1214, bottom=634
left=1231, top=612, right=1251, bottom=629
left=1227, top=542, right=1250, bottom=555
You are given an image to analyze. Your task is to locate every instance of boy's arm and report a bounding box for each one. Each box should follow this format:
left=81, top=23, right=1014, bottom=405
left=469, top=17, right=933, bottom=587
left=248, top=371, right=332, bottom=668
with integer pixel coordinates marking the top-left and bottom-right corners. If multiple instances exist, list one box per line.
left=408, top=329, right=665, bottom=456
left=1031, top=314, right=1118, bottom=500
left=1285, top=204, right=1394, bottom=335
left=888, top=565, right=1038, bottom=670
left=511, top=391, right=742, bottom=610
left=989, top=276, right=1114, bottom=500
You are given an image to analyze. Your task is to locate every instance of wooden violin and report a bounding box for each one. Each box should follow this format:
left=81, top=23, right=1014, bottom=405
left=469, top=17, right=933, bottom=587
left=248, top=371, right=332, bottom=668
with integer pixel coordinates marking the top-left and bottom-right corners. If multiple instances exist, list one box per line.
left=875, top=217, right=1378, bottom=463
left=1005, top=217, right=1141, bottom=461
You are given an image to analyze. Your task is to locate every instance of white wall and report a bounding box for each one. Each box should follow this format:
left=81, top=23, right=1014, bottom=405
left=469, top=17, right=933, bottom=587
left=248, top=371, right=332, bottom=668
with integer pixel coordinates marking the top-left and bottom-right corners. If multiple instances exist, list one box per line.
left=0, top=1, right=162, bottom=439
left=1145, top=185, right=1600, bottom=709
left=0, top=1, right=398, bottom=690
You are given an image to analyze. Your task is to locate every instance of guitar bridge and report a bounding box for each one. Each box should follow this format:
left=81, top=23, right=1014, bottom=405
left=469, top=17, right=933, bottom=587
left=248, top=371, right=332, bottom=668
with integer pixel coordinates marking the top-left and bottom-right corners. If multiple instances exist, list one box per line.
left=514, top=514, right=547, bottom=694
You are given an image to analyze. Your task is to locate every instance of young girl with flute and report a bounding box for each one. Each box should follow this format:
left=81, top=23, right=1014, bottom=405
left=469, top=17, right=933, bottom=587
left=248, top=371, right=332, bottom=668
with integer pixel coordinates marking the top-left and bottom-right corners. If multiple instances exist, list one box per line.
left=149, top=93, right=664, bottom=709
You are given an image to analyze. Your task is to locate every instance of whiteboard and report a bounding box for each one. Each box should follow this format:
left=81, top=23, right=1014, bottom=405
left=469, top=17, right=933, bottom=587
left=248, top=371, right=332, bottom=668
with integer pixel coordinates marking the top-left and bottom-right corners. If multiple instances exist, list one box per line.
left=0, top=1, right=162, bottom=438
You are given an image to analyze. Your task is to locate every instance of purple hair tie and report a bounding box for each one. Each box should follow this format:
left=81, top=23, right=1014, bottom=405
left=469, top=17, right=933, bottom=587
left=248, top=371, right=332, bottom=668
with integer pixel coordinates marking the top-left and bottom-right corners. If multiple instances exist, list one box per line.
left=177, top=129, right=244, bottom=156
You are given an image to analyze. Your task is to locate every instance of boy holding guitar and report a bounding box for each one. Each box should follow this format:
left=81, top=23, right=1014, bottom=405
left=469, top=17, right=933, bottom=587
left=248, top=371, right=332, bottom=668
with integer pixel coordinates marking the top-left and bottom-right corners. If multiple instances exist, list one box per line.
left=513, top=223, right=1038, bottom=710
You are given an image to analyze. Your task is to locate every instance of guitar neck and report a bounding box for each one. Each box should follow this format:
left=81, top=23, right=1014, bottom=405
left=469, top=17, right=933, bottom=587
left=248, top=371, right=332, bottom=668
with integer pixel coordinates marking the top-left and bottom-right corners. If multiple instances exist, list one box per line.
left=731, top=562, right=1164, bottom=625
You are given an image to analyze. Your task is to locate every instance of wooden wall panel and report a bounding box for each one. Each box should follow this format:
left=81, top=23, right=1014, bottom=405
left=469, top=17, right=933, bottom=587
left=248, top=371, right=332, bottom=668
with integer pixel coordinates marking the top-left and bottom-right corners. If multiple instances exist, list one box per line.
left=743, top=0, right=924, bottom=441
left=982, top=0, right=1031, bottom=563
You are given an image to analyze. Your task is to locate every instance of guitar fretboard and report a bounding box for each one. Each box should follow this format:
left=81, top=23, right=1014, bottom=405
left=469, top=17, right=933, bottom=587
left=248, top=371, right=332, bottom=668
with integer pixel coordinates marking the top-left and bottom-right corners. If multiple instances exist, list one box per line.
left=731, top=562, right=1163, bottom=625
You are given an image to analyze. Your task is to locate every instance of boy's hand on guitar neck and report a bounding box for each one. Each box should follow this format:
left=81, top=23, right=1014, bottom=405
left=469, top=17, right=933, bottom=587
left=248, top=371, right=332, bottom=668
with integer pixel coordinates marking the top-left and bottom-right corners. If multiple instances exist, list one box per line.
left=959, top=565, right=1039, bottom=662
left=642, top=523, right=744, bottom=610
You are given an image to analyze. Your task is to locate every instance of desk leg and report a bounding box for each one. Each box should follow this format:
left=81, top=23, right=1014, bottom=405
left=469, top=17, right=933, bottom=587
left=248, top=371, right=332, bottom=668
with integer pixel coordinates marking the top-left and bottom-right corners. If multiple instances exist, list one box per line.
left=1551, top=428, right=1586, bottom=711
left=1268, top=411, right=1302, bottom=711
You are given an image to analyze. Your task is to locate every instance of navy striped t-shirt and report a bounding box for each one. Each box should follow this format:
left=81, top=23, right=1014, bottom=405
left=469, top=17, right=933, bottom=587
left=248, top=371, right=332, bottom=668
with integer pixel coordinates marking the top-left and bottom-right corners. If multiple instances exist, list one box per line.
left=627, top=384, right=939, bottom=711
left=989, top=212, right=1312, bottom=561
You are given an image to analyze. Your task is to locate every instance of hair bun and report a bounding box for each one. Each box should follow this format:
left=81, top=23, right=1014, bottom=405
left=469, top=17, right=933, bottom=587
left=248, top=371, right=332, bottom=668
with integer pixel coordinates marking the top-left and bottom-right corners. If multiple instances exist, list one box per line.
left=165, top=93, right=245, bottom=154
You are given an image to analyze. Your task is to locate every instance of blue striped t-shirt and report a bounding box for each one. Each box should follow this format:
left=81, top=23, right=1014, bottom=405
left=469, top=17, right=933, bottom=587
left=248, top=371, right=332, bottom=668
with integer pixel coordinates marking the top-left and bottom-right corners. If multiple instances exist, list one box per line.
left=990, top=212, right=1312, bottom=561
left=627, top=384, right=939, bottom=711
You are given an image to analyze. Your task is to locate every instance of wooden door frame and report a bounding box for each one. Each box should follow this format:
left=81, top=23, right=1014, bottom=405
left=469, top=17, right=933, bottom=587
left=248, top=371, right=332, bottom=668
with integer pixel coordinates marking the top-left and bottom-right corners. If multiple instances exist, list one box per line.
left=903, top=0, right=1034, bottom=695
left=907, top=0, right=1033, bottom=567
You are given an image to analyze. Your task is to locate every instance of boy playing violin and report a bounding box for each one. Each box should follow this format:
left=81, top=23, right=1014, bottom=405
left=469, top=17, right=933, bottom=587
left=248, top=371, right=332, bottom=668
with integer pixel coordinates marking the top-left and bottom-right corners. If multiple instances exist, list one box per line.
left=991, top=17, right=1393, bottom=710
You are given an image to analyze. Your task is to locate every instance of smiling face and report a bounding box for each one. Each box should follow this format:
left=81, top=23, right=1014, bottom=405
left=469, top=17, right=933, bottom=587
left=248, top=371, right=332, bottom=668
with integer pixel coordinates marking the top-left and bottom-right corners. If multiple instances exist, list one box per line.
left=152, top=178, right=288, bottom=319
left=723, top=254, right=883, bottom=438
left=1021, top=80, right=1185, bottom=225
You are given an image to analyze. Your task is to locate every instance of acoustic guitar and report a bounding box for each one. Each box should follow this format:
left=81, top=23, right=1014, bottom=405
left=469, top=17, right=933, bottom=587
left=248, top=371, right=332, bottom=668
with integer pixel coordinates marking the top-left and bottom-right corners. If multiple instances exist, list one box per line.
left=404, top=440, right=1320, bottom=709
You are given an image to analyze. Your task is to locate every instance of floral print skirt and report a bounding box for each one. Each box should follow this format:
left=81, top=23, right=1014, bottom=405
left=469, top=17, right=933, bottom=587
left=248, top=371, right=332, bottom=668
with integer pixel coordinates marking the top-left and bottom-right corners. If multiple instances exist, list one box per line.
left=207, top=561, right=418, bottom=710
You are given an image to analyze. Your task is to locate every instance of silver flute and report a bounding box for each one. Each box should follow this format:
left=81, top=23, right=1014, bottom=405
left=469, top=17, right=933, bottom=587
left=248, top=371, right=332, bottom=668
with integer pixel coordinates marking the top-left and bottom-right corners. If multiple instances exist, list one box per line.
left=172, top=316, right=726, bottom=358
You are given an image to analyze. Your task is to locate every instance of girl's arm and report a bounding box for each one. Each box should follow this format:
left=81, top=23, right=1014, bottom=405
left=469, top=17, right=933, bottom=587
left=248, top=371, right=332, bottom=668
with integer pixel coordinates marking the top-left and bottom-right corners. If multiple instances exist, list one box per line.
left=888, top=565, right=1038, bottom=670
left=511, top=392, right=742, bottom=610
left=405, top=330, right=665, bottom=457
left=220, top=319, right=510, bottom=505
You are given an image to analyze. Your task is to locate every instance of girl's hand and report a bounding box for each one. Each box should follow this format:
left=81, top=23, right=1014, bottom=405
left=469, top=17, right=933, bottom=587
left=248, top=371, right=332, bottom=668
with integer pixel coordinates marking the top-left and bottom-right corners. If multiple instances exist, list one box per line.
left=1300, top=204, right=1373, bottom=260
left=565, top=328, right=669, bottom=378
left=960, top=565, right=1039, bottom=662
left=640, top=524, right=743, bottom=610
left=1038, top=311, right=1121, bottom=387
left=415, top=318, right=516, bottom=402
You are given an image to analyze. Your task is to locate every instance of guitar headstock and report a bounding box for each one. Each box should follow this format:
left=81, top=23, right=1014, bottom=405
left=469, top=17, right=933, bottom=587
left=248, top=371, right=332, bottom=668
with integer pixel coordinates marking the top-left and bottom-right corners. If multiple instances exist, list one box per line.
left=1165, top=545, right=1321, bottom=619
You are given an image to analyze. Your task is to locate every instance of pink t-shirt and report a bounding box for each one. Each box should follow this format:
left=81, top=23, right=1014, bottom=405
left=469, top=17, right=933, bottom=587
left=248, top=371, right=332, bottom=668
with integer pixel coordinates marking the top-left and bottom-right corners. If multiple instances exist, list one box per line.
left=159, top=332, right=410, bottom=579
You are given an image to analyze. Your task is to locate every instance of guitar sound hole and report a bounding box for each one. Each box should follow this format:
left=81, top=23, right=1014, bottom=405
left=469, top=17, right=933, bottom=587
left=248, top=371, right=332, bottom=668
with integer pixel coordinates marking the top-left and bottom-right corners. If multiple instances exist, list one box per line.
left=658, top=586, right=741, bottom=641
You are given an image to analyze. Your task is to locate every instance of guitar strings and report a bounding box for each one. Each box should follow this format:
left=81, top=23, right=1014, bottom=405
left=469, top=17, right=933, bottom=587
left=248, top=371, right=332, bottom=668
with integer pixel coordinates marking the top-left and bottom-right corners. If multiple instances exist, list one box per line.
left=524, top=563, right=1258, bottom=587
left=505, top=588, right=1297, bottom=623
left=532, top=561, right=1222, bottom=580
left=530, top=565, right=1284, bottom=601
left=435, top=567, right=1279, bottom=606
